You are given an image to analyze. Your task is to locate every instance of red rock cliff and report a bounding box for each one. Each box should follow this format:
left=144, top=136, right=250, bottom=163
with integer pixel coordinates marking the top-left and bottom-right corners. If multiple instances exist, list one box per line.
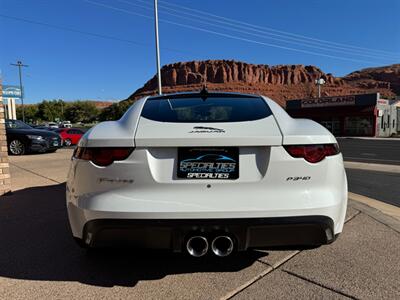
left=343, top=64, right=400, bottom=96
left=128, top=60, right=397, bottom=106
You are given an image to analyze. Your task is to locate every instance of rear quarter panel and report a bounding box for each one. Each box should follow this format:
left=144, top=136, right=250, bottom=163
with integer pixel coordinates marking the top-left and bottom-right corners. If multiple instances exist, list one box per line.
left=79, top=97, right=147, bottom=148
left=263, top=96, right=337, bottom=145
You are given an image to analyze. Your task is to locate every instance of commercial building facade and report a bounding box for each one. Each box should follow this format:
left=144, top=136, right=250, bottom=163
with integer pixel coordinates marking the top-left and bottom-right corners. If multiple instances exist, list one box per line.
left=286, top=93, right=398, bottom=137
left=392, top=99, right=400, bottom=133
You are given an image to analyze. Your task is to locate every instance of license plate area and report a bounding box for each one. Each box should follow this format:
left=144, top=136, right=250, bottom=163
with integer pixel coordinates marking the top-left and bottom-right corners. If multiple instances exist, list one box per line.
left=177, top=147, right=239, bottom=179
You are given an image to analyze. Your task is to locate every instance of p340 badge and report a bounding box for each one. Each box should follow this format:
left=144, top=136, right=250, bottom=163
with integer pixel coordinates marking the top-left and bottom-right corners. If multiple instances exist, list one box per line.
left=286, top=176, right=311, bottom=181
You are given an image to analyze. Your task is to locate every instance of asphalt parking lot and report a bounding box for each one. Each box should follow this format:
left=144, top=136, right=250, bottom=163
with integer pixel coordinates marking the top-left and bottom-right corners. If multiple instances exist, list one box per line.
left=337, top=138, right=400, bottom=165
left=338, top=137, right=400, bottom=207
left=3, top=149, right=400, bottom=299
left=346, top=169, right=400, bottom=207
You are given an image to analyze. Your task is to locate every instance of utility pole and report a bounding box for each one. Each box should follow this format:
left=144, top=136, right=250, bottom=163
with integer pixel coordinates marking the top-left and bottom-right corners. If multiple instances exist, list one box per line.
left=61, top=101, right=64, bottom=119
left=10, top=61, right=28, bottom=122
left=154, top=0, right=162, bottom=95
left=315, top=77, right=325, bottom=98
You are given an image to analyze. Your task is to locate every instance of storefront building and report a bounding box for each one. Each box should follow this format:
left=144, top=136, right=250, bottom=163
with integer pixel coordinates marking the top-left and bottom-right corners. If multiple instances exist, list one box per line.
left=391, top=99, right=400, bottom=133
left=286, top=93, right=397, bottom=137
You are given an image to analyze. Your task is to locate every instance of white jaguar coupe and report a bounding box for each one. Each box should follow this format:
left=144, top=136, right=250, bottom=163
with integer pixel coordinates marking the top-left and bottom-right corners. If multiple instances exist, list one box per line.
left=66, top=91, right=347, bottom=257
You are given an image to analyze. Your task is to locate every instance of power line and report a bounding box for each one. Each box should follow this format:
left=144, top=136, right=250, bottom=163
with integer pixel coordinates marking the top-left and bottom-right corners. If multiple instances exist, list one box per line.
left=84, top=0, right=380, bottom=64
left=84, top=0, right=153, bottom=20
left=0, top=13, right=194, bottom=56
left=157, top=2, right=399, bottom=60
left=116, top=0, right=397, bottom=61
left=156, top=0, right=400, bottom=58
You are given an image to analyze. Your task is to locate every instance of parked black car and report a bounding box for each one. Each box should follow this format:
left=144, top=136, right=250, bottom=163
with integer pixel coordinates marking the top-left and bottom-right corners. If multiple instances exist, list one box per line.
left=5, top=120, right=62, bottom=155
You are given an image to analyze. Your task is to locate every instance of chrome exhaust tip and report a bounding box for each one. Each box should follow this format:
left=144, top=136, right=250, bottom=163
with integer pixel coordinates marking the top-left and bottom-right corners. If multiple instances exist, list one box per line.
left=211, top=235, right=234, bottom=257
left=186, top=236, right=209, bottom=257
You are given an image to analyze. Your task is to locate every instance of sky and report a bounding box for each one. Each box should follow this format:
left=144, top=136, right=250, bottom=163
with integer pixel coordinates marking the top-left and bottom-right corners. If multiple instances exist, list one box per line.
left=1, top=0, right=399, bottom=104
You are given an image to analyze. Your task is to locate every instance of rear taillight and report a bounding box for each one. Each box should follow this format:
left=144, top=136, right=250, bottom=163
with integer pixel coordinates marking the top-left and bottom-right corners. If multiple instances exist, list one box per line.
left=73, top=147, right=134, bottom=166
left=284, top=144, right=340, bottom=163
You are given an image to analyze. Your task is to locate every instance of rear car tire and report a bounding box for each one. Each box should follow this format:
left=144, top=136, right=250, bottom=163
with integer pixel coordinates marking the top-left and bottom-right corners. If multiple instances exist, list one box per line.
left=47, top=149, right=57, bottom=153
left=9, top=139, right=26, bottom=155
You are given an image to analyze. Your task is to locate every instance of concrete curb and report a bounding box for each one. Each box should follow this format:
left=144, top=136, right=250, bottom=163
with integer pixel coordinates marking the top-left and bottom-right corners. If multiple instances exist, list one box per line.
left=344, top=161, right=400, bottom=173
left=337, top=137, right=400, bottom=141
left=348, top=193, right=400, bottom=234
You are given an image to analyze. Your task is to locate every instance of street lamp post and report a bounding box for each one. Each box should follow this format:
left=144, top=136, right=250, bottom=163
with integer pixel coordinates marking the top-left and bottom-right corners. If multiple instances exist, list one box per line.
left=154, top=0, right=162, bottom=95
left=10, top=61, right=28, bottom=122
left=315, top=77, right=326, bottom=98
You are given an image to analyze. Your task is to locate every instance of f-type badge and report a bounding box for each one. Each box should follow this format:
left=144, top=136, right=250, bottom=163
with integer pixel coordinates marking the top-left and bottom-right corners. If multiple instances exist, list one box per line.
left=98, top=178, right=134, bottom=184
left=189, top=126, right=225, bottom=133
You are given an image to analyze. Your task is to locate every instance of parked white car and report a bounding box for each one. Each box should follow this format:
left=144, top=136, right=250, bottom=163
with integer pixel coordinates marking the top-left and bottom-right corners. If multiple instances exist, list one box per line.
left=66, top=91, right=347, bottom=257
left=60, top=121, right=72, bottom=128
left=46, top=122, right=59, bottom=129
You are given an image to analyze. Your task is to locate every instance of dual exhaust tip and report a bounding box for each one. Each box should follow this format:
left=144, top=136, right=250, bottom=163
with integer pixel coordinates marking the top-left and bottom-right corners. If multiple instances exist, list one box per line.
left=186, top=235, right=234, bottom=257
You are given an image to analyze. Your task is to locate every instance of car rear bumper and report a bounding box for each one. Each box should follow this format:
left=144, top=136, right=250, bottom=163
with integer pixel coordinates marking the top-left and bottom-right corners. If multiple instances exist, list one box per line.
left=76, top=216, right=336, bottom=251
left=67, top=146, right=347, bottom=250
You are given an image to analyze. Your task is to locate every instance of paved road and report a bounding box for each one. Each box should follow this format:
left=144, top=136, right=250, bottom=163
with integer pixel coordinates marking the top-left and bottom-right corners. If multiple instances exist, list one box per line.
left=347, top=169, right=400, bottom=208
left=339, top=138, right=400, bottom=208
left=338, top=138, right=400, bottom=165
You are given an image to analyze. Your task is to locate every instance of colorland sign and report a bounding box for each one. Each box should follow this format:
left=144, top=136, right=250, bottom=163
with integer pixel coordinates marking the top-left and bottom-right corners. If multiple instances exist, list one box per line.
left=2, top=85, right=22, bottom=100
left=2, top=85, right=20, bottom=120
left=300, top=95, right=356, bottom=108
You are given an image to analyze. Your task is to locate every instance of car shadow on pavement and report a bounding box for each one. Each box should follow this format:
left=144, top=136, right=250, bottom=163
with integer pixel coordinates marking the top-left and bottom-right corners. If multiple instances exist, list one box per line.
left=0, top=183, right=267, bottom=287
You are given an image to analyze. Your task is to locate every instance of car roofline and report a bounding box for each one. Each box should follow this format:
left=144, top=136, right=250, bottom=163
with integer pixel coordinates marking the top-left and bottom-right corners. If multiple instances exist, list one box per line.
left=147, top=91, right=262, bottom=100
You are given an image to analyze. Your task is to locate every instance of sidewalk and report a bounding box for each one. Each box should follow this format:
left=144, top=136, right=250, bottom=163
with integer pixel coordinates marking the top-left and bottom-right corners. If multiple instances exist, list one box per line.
left=232, top=203, right=400, bottom=299
left=1, top=149, right=399, bottom=299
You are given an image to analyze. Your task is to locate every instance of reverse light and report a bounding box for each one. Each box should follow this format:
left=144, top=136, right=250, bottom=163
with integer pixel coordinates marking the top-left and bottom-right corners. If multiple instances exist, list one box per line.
left=284, top=144, right=340, bottom=163
left=73, top=147, right=134, bottom=166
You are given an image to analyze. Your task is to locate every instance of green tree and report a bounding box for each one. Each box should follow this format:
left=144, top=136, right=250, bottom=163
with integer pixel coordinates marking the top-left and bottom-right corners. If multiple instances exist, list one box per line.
left=16, top=104, right=39, bottom=123
left=64, top=101, right=99, bottom=123
left=98, top=100, right=132, bottom=121
left=37, top=99, right=66, bottom=122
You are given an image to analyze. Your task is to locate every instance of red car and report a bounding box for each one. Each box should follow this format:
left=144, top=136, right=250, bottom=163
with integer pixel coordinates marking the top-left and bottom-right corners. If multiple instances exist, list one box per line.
left=56, top=128, right=85, bottom=146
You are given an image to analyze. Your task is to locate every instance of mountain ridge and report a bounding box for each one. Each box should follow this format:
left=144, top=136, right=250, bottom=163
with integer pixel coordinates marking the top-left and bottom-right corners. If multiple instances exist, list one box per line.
left=127, top=60, right=398, bottom=106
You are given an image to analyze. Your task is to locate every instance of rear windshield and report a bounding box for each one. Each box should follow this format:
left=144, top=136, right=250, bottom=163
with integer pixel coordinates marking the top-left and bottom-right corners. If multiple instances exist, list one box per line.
left=141, top=96, right=272, bottom=122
